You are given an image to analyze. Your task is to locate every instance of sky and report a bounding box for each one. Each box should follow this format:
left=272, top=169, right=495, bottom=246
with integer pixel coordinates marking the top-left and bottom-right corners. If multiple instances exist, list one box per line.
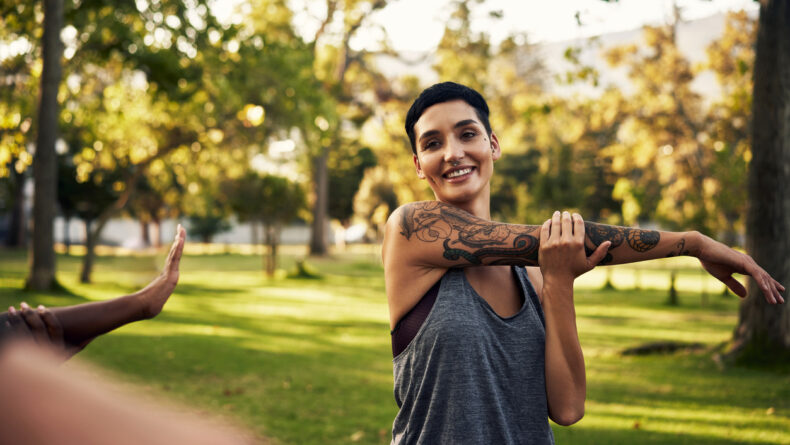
left=290, top=0, right=759, bottom=52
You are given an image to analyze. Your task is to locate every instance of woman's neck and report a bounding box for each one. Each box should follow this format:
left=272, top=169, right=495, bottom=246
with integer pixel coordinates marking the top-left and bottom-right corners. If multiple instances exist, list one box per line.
left=436, top=196, right=491, bottom=220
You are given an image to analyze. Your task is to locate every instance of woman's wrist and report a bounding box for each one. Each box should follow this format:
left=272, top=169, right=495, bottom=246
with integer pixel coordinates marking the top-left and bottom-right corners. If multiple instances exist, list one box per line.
left=540, top=275, right=574, bottom=300
left=686, top=230, right=706, bottom=258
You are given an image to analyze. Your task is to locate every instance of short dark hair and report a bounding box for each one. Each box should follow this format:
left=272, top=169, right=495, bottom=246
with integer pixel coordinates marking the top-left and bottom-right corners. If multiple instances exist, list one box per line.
left=405, top=82, right=492, bottom=154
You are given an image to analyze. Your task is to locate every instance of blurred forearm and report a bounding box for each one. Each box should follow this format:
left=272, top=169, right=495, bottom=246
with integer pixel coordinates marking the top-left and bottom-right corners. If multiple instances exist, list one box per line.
left=49, top=294, right=146, bottom=347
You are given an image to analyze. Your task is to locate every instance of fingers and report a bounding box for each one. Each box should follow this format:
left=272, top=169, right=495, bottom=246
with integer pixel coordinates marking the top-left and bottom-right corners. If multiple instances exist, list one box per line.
left=572, top=213, right=585, bottom=241
left=6, top=306, right=30, bottom=336
left=774, top=278, right=786, bottom=293
left=722, top=276, right=747, bottom=298
left=588, top=241, right=612, bottom=266
left=772, top=278, right=786, bottom=304
left=540, top=218, right=551, bottom=245
left=746, top=261, right=782, bottom=304
left=166, top=224, right=186, bottom=275
left=19, top=302, right=48, bottom=345
left=560, top=211, right=572, bottom=240
left=764, top=275, right=785, bottom=304
left=37, top=305, right=65, bottom=348
left=551, top=211, right=561, bottom=240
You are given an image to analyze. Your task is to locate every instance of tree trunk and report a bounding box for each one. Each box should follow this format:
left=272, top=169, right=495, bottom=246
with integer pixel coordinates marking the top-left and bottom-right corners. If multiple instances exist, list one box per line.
left=80, top=215, right=111, bottom=283
left=5, top=166, right=25, bottom=247
left=667, top=270, right=679, bottom=306
left=152, top=219, right=161, bottom=248
left=263, top=224, right=277, bottom=277
left=730, top=0, right=790, bottom=363
left=309, top=147, right=329, bottom=255
left=140, top=220, right=150, bottom=247
left=27, top=0, right=63, bottom=290
left=250, top=220, right=258, bottom=248
left=80, top=219, right=95, bottom=283
left=63, top=215, right=70, bottom=255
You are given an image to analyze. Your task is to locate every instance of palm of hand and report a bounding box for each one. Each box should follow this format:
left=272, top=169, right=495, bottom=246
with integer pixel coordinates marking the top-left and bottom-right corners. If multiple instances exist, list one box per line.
left=699, top=258, right=747, bottom=297
left=139, top=227, right=186, bottom=319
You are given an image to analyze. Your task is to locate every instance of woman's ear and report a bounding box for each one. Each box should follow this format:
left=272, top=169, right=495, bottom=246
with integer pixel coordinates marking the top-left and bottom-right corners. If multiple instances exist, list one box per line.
left=490, top=132, right=502, bottom=161
left=413, top=154, right=425, bottom=179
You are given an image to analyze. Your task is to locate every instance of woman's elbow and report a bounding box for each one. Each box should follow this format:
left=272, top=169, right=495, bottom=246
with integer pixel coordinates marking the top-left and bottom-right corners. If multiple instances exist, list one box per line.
left=550, top=406, right=584, bottom=426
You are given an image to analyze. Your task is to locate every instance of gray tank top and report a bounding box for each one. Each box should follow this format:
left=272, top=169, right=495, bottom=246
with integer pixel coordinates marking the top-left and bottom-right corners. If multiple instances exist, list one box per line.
left=391, top=267, right=554, bottom=444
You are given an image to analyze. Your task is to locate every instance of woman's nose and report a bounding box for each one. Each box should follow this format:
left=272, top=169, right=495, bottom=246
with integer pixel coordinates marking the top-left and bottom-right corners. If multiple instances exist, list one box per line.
left=443, top=139, right=464, bottom=162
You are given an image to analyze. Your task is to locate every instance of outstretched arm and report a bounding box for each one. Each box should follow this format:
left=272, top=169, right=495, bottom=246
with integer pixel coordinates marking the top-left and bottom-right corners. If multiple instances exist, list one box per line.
left=2, top=225, right=187, bottom=352
left=386, top=201, right=784, bottom=303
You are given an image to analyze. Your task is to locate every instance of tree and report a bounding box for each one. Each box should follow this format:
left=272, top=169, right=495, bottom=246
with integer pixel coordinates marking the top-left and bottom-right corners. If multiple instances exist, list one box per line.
left=127, top=175, right=172, bottom=248
left=730, top=0, right=790, bottom=363
left=187, top=214, right=230, bottom=244
left=701, top=11, right=756, bottom=247
left=604, top=23, right=709, bottom=233
left=259, top=175, right=305, bottom=276
left=328, top=146, right=376, bottom=225
left=27, top=0, right=63, bottom=290
left=226, top=172, right=305, bottom=277
left=0, top=6, right=37, bottom=248
left=56, top=154, right=120, bottom=282
left=307, top=0, right=390, bottom=256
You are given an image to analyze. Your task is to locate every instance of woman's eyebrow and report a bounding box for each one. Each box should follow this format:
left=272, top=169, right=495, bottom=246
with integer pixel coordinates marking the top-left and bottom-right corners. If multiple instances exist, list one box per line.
left=453, top=119, right=478, bottom=129
left=418, top=130, right=440, bottom=142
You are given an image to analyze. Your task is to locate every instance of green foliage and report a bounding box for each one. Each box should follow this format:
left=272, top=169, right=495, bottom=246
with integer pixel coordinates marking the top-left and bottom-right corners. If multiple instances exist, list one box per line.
left=57, top=155, right=120, bottom=223
left=187, top=214, right=231, bottom=243
left=329, top=146, right=377, bottom=223
left=0, top=4, right=764, bottom=270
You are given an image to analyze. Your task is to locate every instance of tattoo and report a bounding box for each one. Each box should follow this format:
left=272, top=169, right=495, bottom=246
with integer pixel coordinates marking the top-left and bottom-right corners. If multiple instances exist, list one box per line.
left=666, top=238, right=690, bottom=257
left=399, top=202, right=539, bottom=266
left=584, top=222, right=660, bottom=264
left=398, top=202, right=661, bottom=268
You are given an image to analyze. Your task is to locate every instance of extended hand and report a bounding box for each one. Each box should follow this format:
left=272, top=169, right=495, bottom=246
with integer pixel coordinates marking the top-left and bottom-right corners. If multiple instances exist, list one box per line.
left=539, top=211, right=611, bottom=282
left=136, top=224, right=187, bottom=319
left=697, top=235, right=785, bottom=304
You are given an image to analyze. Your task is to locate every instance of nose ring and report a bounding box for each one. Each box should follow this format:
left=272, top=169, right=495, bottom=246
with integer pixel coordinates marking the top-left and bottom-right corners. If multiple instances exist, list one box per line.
left=450, top=159, right=460, bottom=167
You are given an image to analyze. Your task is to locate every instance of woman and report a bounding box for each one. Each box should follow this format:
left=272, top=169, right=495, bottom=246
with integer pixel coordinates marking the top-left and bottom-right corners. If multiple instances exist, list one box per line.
left=382, top=82, right=784, bottom=444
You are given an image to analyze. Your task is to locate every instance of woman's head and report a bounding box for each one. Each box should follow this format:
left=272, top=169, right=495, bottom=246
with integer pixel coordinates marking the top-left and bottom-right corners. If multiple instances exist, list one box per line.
left=405, top=83, right=500, bottom=212
left=405, top=82, right=492, bottom=155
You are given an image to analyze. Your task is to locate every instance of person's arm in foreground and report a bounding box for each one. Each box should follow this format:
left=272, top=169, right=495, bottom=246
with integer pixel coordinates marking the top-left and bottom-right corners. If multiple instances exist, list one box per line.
left=0, top=340, right=254, bottom=445
left=0, top=225, right=186, bottom=355
left=540, top=211, right=608, bottom=426
left=384, top=201, right=784, bottom=301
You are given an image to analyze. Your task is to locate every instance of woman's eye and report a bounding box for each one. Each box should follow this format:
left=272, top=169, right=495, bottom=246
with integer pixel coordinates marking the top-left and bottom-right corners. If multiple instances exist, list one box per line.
left=423, top=141, right=439, bottom=150
left=462, top=131, right=477, bottom=139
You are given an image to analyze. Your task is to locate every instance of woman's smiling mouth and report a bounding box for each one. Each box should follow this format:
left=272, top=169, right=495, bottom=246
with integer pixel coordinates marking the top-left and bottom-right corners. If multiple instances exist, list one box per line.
left=444, top=167, right=475, bottom=180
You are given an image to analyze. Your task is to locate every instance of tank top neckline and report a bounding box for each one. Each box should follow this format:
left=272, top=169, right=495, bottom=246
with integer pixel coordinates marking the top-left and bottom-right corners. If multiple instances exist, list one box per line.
left=460, top=267, right=530, bottom=322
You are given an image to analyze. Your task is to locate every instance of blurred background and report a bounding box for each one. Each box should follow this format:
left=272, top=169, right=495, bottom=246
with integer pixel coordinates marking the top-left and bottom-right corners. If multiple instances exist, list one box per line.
left=1, top=1, right=788, bottom=444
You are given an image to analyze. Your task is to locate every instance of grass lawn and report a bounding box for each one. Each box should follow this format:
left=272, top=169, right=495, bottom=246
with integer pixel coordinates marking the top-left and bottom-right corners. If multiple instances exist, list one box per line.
left=0, top=246, right=787, bottom=444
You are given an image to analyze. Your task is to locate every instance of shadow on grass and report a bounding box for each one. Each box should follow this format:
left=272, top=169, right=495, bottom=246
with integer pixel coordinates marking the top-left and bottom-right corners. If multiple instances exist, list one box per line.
left=555, top=424, right=783, bottom=445
left=0, top=282, right=91, bottom=306
left=81, top=329, right=395, bottom=445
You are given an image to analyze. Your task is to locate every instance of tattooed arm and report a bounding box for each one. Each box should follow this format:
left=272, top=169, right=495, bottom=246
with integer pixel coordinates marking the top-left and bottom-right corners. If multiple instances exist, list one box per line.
left=387, top=201, right=690, bottom=269
left=383, top=201, right=784, bottom=325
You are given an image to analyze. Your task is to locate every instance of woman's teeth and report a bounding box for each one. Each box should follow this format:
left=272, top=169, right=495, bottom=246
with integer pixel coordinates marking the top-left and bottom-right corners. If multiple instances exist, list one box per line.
left=447, top=168, right=472, bottom=178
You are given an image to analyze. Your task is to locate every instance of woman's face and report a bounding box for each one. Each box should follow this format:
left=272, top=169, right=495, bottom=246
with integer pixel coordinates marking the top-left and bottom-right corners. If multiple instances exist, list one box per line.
left=412, top=100, right=500, bottom=206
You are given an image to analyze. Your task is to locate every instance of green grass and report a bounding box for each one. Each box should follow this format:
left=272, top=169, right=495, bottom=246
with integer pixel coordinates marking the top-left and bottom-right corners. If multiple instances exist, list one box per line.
left=0, top=247, right=787, bottom=444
